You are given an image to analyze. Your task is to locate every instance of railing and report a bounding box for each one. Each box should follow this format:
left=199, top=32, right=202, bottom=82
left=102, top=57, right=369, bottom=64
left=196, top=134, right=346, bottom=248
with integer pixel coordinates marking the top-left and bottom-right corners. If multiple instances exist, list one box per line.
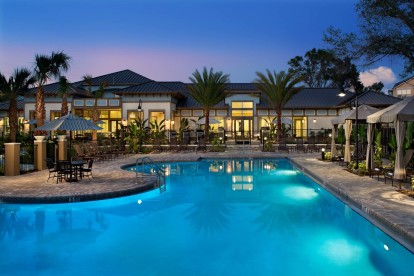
left=135, top=157, right=166, bottom=193
left=20, top=142, right=35, bottom=174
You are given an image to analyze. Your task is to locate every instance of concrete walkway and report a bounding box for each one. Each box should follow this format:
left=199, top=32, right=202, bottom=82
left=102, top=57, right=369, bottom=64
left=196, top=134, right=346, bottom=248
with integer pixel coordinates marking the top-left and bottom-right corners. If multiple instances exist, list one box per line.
left=1, top=149, right=413, bottom=252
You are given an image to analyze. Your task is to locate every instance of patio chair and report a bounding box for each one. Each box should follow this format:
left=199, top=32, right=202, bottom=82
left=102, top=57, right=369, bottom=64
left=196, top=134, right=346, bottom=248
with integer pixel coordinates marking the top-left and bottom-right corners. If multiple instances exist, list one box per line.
left=196, top=138, right=207, bottom=152
left=169, top=137, right=179, bottom=152
left=152, top=138, right=163, bottom=153
left=369, top=167, right=383, bottom=181
left=80, top=159, right=94, bottom=181
left=381, top=168, right=395, bottom=186
left=56, top=160, right=72, bottom=183
left=178, top=137, right=190, bottom=152
left=295, top=138, right=306, bottom=153
left=307, top=137, right=319, bottom=153
left=46, top=158, right=58, bottom=182
left=277, top=139, right=289, bottom=153
left=84, top=143, right=108, bottom=161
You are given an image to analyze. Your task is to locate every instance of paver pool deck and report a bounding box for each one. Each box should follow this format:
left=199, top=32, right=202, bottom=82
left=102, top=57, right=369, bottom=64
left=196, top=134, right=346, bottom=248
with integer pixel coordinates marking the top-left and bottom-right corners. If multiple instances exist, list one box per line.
left=1, top=149, right=414, bottom=252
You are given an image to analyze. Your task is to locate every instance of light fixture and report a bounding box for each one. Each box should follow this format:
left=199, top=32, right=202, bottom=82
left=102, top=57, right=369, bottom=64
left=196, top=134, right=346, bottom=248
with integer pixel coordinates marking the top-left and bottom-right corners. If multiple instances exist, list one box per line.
left=313, top=118, right=316, bottom=123
left=137, top=98, right=142, bottom=112
left=338, top=91, right=346, bottom=97
left=321, top=147, right=326, bottom=160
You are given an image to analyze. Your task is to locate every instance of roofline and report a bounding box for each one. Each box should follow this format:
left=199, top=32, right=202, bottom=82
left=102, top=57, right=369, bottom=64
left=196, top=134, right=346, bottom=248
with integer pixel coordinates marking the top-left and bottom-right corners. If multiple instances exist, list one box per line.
left=393, top=76, right=414, bottom=89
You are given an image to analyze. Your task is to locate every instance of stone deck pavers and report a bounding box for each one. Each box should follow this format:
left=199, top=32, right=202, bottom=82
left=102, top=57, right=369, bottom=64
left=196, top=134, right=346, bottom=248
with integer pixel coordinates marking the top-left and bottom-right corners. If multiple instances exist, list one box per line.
left=0, top=149, right=413, bottom=252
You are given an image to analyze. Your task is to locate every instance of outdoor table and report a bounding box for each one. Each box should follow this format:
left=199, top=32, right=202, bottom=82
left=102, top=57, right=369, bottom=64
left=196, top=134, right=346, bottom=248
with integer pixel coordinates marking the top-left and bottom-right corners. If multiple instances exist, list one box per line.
left=71, top=160, right=86, bottom=180
left=57, top=160, right=85, bottom=182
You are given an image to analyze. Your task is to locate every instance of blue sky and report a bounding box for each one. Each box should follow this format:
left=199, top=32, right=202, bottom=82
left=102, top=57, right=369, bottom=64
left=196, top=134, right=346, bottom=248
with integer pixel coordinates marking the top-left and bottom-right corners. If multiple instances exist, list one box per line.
left=0, top=0, right=403, bottom=89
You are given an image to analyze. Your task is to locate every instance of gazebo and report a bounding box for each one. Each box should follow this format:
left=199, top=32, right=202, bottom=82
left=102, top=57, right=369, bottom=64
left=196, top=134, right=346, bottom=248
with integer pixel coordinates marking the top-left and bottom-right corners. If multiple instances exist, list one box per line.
left=331, top=104, right=379, bottom=163
left=367, top=96, right=414, bottom=180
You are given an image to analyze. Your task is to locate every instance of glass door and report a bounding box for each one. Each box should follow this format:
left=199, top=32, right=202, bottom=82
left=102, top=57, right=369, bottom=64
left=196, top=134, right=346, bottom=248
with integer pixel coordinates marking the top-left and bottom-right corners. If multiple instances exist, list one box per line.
left=233, top=118, right=252, bottom=144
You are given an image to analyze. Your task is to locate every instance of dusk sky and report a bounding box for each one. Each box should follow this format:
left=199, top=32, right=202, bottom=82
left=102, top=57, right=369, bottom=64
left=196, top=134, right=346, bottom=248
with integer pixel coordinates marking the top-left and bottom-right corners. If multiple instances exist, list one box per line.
left=0, top=0, right=404, bottom=90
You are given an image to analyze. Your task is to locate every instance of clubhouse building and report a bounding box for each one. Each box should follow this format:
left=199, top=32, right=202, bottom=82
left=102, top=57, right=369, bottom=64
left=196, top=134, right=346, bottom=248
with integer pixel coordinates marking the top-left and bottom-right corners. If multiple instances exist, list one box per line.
left=0, top=69, right=401, bottom=143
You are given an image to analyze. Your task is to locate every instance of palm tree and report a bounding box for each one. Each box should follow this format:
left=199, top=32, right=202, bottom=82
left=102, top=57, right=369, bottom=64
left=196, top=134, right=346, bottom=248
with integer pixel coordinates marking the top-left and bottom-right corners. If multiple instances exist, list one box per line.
left=188, top=67, right=230, bottom=142
left=33, top=51, right=71, bottom=127
left=0, top=68, right=35, bottom=142
left=58, top=76, right=70, bottom=116
left=81, top=74, right=107, bottom=142
left=255, top=70, right=304, bottom=142
left=92, top=81, right=107, bottom=142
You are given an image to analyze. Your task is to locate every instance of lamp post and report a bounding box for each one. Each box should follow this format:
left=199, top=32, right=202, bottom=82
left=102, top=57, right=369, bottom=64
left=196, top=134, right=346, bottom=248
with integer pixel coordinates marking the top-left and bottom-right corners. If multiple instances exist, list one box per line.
left=263, top=136, right=267, bottom=151
left=137, top=98, right=143, bottom=153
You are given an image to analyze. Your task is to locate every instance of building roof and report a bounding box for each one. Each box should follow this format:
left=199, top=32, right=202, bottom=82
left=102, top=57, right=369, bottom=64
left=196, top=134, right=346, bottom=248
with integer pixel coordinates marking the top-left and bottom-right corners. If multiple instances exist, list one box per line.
left=19, top=69, right=402, bottom=110
left=226, top=83, right=258, bottom=91
left=25, top=82, right=89, bottom=97
left=80, top=69, right=153, bottom=86
left=255, top=88, right=345, bottom=109
left=392, top=76, right=414, bottom=89
left=354, top=91, right=401, bottom=107
left=0, top=99, right=24, bottom=111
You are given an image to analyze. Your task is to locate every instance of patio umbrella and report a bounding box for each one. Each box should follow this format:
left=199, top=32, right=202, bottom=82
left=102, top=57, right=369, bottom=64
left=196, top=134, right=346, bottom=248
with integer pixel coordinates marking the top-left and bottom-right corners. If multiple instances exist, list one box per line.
left=197, top=117, right=221, bottom=124
left=367, top=96, right=414, bottom=180
left=35, top=112, right=102, bottom=161
left=25, top=118, right=49, bottom=125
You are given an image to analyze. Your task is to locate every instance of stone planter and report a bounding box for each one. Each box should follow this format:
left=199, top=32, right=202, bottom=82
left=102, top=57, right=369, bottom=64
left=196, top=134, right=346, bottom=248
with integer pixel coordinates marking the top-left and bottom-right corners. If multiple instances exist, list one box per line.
left=57, top=135, right=67, bottom=141
left=34, top=135, right=46, bottom=141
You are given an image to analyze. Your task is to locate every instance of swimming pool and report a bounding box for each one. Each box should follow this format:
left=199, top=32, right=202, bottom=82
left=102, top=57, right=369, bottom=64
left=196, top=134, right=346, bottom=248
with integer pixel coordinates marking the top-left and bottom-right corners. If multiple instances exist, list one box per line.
left=1, top=158, right=413, bottom=275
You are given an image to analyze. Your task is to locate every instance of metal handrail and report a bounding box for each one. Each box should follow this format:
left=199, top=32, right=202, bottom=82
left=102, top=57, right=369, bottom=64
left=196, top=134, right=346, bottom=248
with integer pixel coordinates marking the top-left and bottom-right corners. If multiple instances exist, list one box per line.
left=135, top=156, right=166, bottom=192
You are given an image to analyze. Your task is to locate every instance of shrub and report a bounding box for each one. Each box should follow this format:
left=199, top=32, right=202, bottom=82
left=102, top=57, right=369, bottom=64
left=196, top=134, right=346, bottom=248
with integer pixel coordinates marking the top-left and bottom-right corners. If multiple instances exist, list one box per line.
left=210, top=137, right=225, bottom=152
left=263, top=140, right=274, bottom=152
left=358, top=161, right=368, bottom=175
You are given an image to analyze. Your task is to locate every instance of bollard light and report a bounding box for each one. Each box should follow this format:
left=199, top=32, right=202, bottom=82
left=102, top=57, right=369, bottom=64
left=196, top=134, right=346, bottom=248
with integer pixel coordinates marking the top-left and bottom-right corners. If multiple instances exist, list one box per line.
left=321, top=147, right=325, bottom=160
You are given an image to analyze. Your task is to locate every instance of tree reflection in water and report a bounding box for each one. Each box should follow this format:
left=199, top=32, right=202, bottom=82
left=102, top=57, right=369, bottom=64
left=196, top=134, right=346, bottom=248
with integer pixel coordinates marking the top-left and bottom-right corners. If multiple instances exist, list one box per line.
left=184, top=197, right=233, bottom=235
left=252, top=203, right=298, bottom=236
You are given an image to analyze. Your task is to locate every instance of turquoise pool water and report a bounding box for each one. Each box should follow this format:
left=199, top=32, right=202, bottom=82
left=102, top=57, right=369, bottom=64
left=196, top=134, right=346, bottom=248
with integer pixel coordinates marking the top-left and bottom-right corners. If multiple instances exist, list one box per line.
left=1, top=158, right=413, bottom=275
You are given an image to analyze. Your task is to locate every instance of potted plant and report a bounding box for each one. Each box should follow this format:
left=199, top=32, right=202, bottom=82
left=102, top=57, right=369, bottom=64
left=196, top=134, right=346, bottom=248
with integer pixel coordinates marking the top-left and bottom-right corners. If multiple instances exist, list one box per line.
left=55, top=129, right=67, bottom=141
left=33, top=130, right=47, bottom=140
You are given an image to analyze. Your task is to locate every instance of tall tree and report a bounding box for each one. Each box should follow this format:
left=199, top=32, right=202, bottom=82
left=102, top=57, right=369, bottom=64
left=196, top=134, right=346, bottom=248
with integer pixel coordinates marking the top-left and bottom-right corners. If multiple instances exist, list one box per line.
left=92, top=81, right=107, bottom=142
left=288, top=48, right=363, bottom=92
left=0, top=68, right=35, bottom=142
left=288, top=48, right=335, bottom=88
left=188, top=67, right=230, bottom=142
left=324, top=0, right=414, bottom=76
left=58, top=76, right=71, bottom=116
left=82, top=74, right=99, bottom=141
left=364, top=81, right=384, bottom=93
left=33, top=51, right=71, bottom=127
left=255, top=70, right=304, bottom=142
left=330, top=56, right=364, bottom=92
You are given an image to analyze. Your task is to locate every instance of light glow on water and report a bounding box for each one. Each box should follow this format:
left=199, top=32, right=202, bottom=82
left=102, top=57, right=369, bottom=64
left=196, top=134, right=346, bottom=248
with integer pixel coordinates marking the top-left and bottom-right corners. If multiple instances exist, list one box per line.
left=320, top=239, right=365, bottom=265
left=275, top=169, right=298, bottom=176
left=283, top=186, right=319, bottom=200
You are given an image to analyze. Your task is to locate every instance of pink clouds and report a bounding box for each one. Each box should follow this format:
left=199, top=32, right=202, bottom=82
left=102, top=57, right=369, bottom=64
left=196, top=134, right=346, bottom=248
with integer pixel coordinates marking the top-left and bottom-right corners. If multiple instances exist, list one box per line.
left=359, top=66, right=397, bottom=86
